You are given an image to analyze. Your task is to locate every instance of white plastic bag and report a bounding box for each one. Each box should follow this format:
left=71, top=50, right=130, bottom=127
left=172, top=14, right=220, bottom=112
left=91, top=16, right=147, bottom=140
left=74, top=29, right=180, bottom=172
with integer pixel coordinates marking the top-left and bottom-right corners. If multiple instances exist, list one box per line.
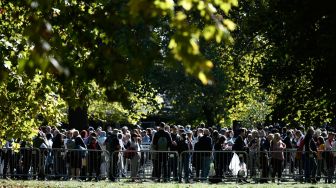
left=229, top=152, right=240, bottom=176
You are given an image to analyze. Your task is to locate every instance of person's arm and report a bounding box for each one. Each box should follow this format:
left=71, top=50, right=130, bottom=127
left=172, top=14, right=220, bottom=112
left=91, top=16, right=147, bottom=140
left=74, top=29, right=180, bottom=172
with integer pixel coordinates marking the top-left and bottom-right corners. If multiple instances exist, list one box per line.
left=166, top=132, right=173, bottom=148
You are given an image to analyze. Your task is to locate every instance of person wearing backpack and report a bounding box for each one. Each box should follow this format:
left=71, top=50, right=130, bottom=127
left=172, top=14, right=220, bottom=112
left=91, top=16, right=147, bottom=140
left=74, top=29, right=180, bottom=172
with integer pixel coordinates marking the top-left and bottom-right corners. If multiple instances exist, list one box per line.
left=151, top=122, right=172, bottom=182
left=104, top=130, right=121, bottom=182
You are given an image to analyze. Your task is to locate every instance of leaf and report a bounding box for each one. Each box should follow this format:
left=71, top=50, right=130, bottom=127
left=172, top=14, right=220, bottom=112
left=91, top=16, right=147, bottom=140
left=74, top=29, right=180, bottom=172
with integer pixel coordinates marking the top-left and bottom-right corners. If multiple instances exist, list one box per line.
left=179, top=0, right=193, bottom=11
left=198, top=71, right=208, bottom=85
left=203, top=25, right=216, bottom=40
left=223, top=19, right=236, bottom=31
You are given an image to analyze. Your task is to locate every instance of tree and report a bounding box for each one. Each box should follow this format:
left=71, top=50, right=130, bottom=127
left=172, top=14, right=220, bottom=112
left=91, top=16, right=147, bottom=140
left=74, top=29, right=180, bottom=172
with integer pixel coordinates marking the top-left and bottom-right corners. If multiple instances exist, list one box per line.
left=230, top=0, right=336, bottom=126
left=0, top=65, right=67, bottom=141
left=0, top=0, right=238, bottom=138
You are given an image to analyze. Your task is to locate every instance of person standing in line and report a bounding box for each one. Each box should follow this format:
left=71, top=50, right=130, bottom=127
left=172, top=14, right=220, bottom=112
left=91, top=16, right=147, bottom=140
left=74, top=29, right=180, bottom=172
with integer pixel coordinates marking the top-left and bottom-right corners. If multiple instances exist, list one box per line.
left=270, top=133, right=286, bottom=183
left=303, top=127, right=317, bottom=183
left=128, top=133, right=141, bottom=182
left=325, top=132, right=335, bottom=183
left=151, top=122, right=172, bottom=182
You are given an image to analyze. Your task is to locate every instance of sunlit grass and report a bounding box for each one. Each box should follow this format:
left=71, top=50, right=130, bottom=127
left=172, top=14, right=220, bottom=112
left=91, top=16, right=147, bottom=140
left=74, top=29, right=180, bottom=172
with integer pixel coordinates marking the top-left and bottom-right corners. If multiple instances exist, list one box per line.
left=0, top=180, right=334, bottom=188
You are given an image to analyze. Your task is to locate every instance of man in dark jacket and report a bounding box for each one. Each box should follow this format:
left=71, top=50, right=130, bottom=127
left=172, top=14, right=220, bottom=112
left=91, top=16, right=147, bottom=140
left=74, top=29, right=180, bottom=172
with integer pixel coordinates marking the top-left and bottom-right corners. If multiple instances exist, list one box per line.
left=195, top=128, right=212, bottom=181
left=169, top=125, right=179, bottom=181
left=105, top=130, right=121, bottom=182
left=151, top=122, right=172, bottom=182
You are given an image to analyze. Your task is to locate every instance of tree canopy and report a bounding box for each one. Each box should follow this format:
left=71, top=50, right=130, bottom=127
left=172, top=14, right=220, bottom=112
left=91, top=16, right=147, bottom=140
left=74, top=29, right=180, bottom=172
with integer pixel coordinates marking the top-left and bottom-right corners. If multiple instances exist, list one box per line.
left=1, top=0, right=335, bottom=142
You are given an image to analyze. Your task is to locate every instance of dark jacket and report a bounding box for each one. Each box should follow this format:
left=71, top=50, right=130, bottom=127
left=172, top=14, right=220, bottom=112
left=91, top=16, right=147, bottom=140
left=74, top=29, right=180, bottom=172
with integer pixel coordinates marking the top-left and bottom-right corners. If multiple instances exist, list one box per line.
left=233, top=135, right=246, bottom=152
left=152, top=130, right=172, bottom=150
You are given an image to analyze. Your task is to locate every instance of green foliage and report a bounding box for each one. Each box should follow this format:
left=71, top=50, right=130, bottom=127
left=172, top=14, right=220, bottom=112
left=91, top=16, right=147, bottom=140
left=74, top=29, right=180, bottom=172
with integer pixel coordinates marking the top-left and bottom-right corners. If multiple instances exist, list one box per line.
left=0, top=0, right=237, bottom=85
left=0, top=68, right=67, bottom=142
left=88, top=80, right=164, bottom=125
left=235, top=0, right=336, bottom=126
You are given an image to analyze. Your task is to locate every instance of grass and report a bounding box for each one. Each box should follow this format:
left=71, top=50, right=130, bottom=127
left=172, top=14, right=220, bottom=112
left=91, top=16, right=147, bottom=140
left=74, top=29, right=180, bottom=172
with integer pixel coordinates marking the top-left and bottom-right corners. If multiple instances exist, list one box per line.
left=0, top=180, right=335, bottom=188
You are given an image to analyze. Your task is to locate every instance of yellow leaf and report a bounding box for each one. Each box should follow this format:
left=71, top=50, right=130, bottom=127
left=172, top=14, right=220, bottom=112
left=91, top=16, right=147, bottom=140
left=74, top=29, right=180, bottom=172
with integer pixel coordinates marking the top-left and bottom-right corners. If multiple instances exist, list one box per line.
left=205, top=60, right=213, bottom=68
left=179, top=0, right=193, bottom=11
left=231, top=0, right=238, bottom=7
left=189, top=39, right=199, bottom=54
left=220, top=3, right=231, bottom=14
left=198, top=71, right=208, bottom=85
left=224, top=19, right=236, bottom=30
left=203, top=25, right=216, bottom=40
left=176, top=11, right=187, bottom=21
left=168, top=38, right=177, bottom=49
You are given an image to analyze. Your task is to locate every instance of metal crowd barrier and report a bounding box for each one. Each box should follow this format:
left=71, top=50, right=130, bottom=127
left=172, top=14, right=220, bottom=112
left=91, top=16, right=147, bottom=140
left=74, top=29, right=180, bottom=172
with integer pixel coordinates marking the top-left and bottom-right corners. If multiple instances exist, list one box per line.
left=0, top=148, right=110, bottom=180
left=1, top=147, right=331, bottom=183
left=252, top=149, right=329, bottom=183
left=179, top=150, right=248, bottom=183
left=110, top=150, right=179, bottom=182
left=0, top=148, right=41, bottom=179
left=43, top=148, right=110, bottom=180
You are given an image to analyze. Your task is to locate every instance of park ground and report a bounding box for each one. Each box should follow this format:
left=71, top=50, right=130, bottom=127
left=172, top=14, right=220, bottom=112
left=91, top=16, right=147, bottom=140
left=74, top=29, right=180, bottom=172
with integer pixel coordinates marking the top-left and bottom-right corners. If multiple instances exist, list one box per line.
left=0, top=180, right=335, bottom=188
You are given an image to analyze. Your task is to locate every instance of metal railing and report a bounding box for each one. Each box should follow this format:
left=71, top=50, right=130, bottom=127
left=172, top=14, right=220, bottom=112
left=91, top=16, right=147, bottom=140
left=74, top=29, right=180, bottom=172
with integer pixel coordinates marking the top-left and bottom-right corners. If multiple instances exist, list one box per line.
left=0, top=147, right=332, bottom=183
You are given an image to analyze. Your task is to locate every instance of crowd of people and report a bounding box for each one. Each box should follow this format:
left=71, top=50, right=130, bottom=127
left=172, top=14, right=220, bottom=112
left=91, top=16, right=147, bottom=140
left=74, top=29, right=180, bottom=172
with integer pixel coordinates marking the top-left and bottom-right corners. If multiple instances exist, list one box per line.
left=1, top=122, right=336, bottom=184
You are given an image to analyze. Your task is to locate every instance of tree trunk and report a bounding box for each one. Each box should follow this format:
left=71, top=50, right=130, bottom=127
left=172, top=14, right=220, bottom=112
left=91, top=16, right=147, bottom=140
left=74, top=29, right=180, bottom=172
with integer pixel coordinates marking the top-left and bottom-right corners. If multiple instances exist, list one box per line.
left=68, top=105, right=88, bottom=131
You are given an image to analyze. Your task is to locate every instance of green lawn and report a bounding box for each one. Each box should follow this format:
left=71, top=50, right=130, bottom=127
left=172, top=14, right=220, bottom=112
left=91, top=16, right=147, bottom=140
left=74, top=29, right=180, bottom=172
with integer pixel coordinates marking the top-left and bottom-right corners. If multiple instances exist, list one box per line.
left=0, top=180, right=334, bottom=188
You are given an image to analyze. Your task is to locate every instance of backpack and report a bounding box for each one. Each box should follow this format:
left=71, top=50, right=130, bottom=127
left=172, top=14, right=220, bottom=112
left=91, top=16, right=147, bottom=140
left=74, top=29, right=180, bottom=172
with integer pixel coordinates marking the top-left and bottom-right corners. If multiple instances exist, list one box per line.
left=105, top=135, right=120, bottom=152
left=157, top=136, right=168, bottom=151
left=66, top=139, right=76, bottom=150
left=124, top=145, right=136, bottom=159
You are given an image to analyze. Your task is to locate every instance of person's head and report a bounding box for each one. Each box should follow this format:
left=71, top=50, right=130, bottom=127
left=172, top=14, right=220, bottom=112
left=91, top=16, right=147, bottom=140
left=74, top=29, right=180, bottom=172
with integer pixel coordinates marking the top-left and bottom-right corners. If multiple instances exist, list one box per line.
left=212, top=130, right=219, bottom=139
left=218, top=135, right=226, bottom=144
left=251, top=130, right=259, bottom=139
left=295, top=130, right=302, bottom=138
left=46, top=133, right=52, bottom=140
left=88, top=126, right=95, bottom=132
left=258, top=130, right=266, bottom=138
left=164, top=125, right=170, bottom=132
left=180, top=133, right=187, bottom=141
left=197, top=128, right=204, bottom=136
left=307, top=127, right=315, bottom=136
left=267, top=133, right=274, bottom=141
left=121, top=126, right=128, bottom=134
left=317, top=136, right=325, bottom=145
left=90, top=132, right=97, bottom=138
left=125, top=133, right=131, bottom=140
left=273, top=133, right=281, bottom=142
left=186, top=130, right=193, bottom=138
left=328, top=132, right=335, bottom=140
left=199, top=123, right=205, bottom=128
left=46, top=126, right=52, bottom=133
left=146, top=128, right=152, bottom=135
left=239, top=128, right=247, bottom=137
left=80, top=130, right=88, bottom=138
left=55, top=133, right=63, bottom=142
left=73, top=130, right=79, bottom=137
left=159, top=122, right=166, bottom=129
left=131, top=133, right=139, bottom=142
left=171, top=125, right=178, bottom=133
left=203, top=129, right=210, bottom=136
left=66, top=130, right=73, bottom=139
left=117, top=133, right=123, bottom=139
left=91, top=136, right=97, bottom=144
